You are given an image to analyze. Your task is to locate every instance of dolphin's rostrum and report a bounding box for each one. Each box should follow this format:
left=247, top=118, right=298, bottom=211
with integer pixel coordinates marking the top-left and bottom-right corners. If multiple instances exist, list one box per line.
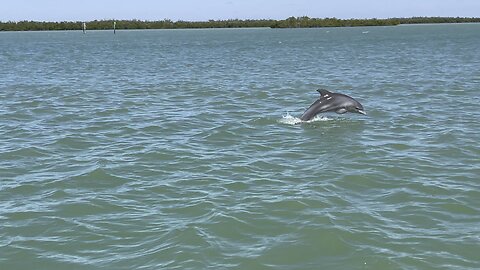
left=300, top=89, right=366, bottom=121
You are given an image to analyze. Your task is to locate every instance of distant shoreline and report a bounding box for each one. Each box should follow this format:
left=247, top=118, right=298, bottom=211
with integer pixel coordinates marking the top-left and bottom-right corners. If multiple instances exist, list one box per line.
left=1, top=17, right=480, bottom=31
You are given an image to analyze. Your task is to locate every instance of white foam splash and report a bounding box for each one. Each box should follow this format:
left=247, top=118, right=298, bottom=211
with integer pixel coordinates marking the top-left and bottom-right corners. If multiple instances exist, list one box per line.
left=278, top=113, right=332, bottom=125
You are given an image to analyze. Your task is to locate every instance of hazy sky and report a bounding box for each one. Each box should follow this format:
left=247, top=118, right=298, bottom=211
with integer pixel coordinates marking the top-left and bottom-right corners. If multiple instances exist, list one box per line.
left=3, top=0, right=480, bottom=22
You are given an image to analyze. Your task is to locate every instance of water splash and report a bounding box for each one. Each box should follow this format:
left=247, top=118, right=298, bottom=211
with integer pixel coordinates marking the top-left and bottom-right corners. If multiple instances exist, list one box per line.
left=278, top=113, right=332, bottom=125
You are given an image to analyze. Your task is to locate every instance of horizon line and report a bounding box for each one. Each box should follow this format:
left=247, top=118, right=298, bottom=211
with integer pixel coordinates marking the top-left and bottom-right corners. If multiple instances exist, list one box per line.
left=2, top=16, right=480, bottom=23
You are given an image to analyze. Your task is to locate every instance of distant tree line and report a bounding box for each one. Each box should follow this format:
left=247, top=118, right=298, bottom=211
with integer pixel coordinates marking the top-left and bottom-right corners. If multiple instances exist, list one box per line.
left=1, top=17, right=479, bottom=31
left=270, top=16, right=480, bottom=28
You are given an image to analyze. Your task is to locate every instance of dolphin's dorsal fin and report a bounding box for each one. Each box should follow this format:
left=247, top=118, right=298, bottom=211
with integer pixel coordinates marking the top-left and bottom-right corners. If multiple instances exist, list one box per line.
left=317, top=89, right=333, bottom=97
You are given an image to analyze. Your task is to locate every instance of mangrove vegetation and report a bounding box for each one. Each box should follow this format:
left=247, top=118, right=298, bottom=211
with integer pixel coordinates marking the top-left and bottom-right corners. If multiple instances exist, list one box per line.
left=1, top=17, right=479, bottom=31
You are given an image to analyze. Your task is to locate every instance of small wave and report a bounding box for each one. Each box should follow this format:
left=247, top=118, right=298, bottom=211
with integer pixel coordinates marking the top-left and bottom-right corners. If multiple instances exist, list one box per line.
left=278, top=113, right=332, bottom=125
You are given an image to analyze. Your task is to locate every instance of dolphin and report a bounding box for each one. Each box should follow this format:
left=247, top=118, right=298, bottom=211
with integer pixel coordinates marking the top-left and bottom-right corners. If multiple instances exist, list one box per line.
left=300, top=89, right=366, bottom=121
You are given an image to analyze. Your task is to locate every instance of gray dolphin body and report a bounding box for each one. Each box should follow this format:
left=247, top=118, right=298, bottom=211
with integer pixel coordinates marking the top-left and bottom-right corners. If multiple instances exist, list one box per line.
left=300, top=89, right=366, bottom=121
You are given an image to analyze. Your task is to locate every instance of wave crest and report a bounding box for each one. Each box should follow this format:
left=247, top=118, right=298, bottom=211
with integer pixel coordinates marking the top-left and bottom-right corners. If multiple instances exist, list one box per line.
left=278, top=113, right=332, bottom=125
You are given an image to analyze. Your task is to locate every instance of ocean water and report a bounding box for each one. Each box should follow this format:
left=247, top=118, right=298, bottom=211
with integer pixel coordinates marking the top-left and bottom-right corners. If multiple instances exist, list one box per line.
left=1, top=24, right=479, bottom=269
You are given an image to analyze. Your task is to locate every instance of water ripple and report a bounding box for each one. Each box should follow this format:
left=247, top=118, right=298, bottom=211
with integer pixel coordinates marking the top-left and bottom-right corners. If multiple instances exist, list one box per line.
left=1, top=26, right=480, bottom=269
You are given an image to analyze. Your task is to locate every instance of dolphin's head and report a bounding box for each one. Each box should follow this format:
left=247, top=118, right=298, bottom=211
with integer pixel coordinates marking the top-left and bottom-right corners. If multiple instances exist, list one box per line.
left=347, top=99, right=366, bottom=115
left=355, top=102, right=366, bottom=115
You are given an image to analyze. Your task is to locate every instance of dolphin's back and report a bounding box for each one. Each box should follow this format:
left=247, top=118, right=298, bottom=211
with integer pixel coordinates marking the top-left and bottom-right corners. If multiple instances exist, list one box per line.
left=300, top=89, right=364, bottom=121
left=300, top=99, right=324, bottom=121
left=300, top=89, right=366, bottom=121
left=300, top=90, right=342, bottom=120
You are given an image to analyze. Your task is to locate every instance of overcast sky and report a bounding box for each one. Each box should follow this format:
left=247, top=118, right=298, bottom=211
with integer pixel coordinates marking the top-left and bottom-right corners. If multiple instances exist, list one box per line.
left=3, top=0, right=480, bottom=22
